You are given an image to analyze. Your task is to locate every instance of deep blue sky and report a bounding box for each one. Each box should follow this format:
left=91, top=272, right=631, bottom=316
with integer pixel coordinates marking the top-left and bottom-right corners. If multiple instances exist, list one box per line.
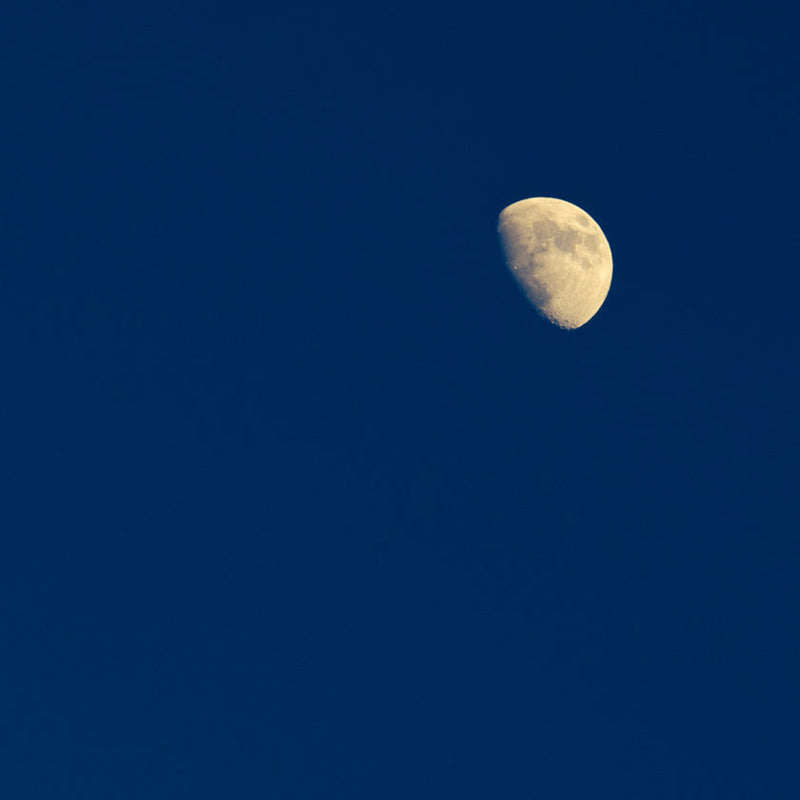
left=2, top=1, right=798, bottom=796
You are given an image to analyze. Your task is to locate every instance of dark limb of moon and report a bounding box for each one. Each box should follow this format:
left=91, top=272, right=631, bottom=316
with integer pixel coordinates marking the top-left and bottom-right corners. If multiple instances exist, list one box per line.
left=498, top=197, right=613, bottom=329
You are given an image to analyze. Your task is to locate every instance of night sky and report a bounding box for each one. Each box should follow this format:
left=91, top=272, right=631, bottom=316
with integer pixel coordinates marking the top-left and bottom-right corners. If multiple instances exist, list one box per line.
left=2, top=1, right=798, bottom=797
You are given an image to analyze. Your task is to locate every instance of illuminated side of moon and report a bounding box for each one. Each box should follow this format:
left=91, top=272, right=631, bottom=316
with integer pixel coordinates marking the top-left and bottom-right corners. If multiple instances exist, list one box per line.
left=498, top=197, right=613, bottom=329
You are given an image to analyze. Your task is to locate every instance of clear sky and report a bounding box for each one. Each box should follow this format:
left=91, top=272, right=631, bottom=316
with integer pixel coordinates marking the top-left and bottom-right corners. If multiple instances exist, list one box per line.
left=2, top=0, right=798, bottom=797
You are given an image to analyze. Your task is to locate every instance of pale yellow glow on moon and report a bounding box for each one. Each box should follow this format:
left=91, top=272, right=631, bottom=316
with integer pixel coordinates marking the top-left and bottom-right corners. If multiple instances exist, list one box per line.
left=498, top=197, right=613, bottom=329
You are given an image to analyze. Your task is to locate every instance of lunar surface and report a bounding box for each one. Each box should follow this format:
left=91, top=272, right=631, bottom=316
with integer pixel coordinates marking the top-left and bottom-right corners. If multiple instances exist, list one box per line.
left=498, top=197, right=613, bottom=329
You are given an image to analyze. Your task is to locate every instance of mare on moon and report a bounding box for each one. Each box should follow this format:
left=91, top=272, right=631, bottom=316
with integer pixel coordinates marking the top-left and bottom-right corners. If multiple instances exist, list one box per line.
left=498, top=197, right=613, bottom=329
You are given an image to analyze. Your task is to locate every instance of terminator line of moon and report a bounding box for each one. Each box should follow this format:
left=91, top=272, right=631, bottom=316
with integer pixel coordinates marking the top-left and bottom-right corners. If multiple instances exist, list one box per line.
left=498, top=197, right=613, bottom=329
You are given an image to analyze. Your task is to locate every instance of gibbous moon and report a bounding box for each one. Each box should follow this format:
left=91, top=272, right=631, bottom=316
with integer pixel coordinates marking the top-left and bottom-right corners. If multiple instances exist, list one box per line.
left=498, top=197, right=612, bottom=329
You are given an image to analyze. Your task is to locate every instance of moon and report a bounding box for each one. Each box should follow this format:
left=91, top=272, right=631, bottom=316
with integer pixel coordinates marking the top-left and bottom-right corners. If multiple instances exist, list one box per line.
left=498, top=197, right=613, bottom=329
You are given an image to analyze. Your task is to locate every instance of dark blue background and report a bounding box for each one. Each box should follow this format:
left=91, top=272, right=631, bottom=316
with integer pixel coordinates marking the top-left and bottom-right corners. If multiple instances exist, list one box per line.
left=2, top=1, right=798, bottom=796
